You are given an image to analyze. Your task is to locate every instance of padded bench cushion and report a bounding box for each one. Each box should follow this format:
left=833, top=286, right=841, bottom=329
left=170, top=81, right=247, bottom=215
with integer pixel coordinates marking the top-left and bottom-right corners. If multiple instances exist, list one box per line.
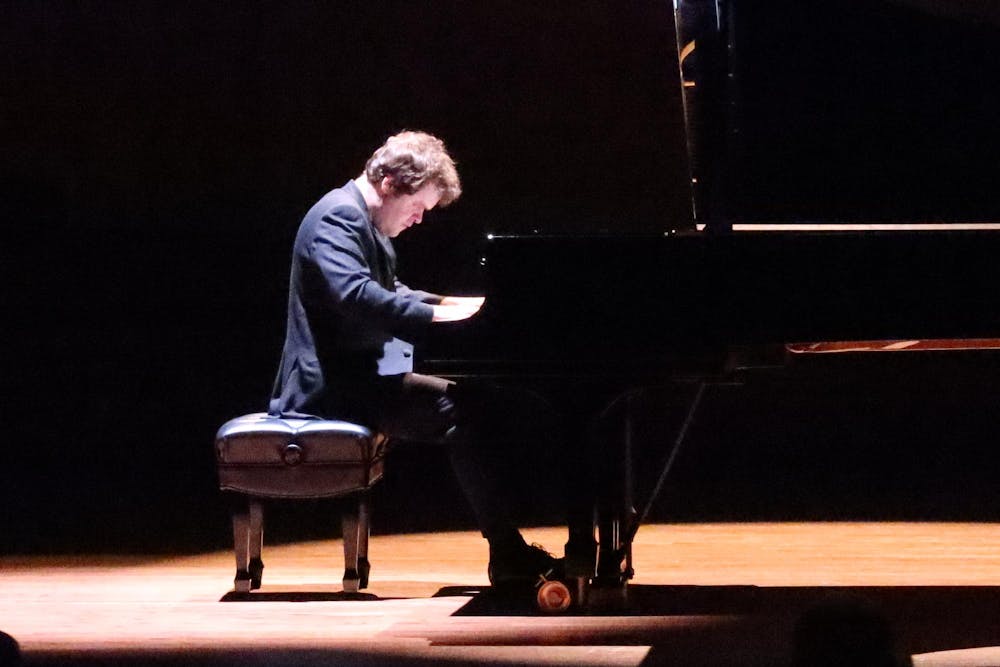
left=215, top=413, right=386, bottom=499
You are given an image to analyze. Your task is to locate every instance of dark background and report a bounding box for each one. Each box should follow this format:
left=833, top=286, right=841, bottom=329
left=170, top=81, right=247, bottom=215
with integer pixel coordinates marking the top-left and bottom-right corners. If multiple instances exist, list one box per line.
left=3, top=1, right=1000, bottom=556
left=722, top=0, right=1000, bottom=223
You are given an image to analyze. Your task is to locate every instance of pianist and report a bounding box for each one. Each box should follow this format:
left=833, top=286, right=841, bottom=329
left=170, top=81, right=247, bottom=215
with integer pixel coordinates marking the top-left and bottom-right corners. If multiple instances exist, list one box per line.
left=268, top=130, right=562, bottom=584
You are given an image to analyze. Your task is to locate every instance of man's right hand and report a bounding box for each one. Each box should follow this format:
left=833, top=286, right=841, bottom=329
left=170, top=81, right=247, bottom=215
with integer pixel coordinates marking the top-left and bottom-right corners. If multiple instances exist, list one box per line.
left=432, top=296, right=485, bottom=322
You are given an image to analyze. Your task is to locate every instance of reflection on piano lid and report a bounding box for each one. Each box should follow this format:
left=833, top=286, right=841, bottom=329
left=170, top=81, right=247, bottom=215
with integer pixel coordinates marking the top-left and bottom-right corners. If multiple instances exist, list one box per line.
left=788, top=339, right=1000, bottom=354
left=698, top=223, right=1000, bottom=232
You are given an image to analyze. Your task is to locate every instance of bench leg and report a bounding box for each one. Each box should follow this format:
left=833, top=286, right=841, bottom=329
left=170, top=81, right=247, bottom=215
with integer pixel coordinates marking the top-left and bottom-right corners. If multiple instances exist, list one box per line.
left=248, top=500, right=264, bottom=590
left=232, top=502, right=251, bottom=593
left=357, top=495, right=371, bottom=589
left=342, top=495, right=371, bottom=592
left=231, top=498, right=264, bottom=592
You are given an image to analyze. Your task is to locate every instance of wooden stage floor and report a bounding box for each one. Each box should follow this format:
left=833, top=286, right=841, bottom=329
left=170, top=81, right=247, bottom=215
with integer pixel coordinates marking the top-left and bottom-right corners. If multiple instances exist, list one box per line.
left=4, top=523, right=1000, bottom=666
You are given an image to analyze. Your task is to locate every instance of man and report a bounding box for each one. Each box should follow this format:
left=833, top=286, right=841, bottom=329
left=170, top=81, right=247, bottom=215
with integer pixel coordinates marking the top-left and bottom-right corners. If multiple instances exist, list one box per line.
left=269, top=131, right=561, bottom=584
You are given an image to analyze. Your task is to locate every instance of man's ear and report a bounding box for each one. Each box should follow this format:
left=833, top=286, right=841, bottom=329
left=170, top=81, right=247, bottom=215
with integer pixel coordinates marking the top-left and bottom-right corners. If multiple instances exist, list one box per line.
left=379, top=176, right=396, bottom=196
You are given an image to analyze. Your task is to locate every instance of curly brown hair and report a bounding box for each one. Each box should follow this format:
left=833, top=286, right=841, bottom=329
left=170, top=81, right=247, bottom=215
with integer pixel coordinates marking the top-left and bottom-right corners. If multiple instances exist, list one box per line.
left=364, top=131, right=462, bottom=206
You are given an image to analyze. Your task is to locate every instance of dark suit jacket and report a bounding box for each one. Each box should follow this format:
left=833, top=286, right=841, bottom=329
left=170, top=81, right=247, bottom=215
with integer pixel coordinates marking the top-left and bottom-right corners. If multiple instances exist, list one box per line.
left=268, top=181, right=440, bottom=418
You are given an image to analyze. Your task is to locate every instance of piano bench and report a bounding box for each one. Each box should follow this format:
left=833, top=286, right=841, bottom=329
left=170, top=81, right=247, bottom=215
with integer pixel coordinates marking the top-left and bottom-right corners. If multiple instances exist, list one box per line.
left=214, top=413, right=387, bottom=593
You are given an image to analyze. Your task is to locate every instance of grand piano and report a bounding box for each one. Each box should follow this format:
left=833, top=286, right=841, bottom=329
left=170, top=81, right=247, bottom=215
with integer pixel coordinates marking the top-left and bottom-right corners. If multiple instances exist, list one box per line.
left=420, top=0, right=1000, bottom=607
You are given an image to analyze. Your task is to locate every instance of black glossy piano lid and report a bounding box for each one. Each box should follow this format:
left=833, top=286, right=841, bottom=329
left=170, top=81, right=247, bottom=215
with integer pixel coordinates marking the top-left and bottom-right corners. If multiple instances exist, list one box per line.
left=675, top=0, right=1000, bottom=230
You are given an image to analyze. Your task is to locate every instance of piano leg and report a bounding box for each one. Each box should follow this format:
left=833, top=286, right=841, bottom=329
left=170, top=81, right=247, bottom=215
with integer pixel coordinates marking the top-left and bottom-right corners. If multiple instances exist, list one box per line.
left=564, top=455, right=598, bottom=606
left=600, top=393, right=636, bottom=577
left=563, top=390, right=639, bottom=609
left=590, top=381, right=709, bottom=609
left=592, top=392, right=639, bottom=608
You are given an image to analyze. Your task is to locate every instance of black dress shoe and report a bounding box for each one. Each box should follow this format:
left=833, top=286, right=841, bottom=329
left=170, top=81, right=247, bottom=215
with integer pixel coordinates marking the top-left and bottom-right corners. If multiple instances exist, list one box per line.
left=488, top=543, right=564, bottom=586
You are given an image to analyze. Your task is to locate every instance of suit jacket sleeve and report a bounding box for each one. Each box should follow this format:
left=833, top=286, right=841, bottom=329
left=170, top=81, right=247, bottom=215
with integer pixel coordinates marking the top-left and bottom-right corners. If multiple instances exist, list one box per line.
left=308, top=205, right=434, bottom=337
left=394, top=279, right=443, bottom=304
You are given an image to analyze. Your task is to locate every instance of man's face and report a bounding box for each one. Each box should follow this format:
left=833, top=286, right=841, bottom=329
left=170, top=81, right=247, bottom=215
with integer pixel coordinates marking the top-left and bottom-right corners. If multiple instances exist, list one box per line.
left=372, top=183, right=442, bottom=238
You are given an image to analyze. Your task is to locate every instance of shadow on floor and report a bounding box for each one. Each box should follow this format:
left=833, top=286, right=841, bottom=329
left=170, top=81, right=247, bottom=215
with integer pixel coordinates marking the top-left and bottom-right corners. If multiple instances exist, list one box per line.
left=443, top=584, right=1000, bottom=665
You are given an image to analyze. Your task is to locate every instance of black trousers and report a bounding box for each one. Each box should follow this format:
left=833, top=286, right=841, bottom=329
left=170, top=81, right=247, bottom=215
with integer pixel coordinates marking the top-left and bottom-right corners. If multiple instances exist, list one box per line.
left=346, top=372, right=558, bottom=547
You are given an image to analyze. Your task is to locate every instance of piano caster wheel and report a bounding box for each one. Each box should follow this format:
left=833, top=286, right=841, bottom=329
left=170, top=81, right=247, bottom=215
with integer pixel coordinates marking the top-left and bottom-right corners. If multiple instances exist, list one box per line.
left=536, top=579, right=572, bottom=613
